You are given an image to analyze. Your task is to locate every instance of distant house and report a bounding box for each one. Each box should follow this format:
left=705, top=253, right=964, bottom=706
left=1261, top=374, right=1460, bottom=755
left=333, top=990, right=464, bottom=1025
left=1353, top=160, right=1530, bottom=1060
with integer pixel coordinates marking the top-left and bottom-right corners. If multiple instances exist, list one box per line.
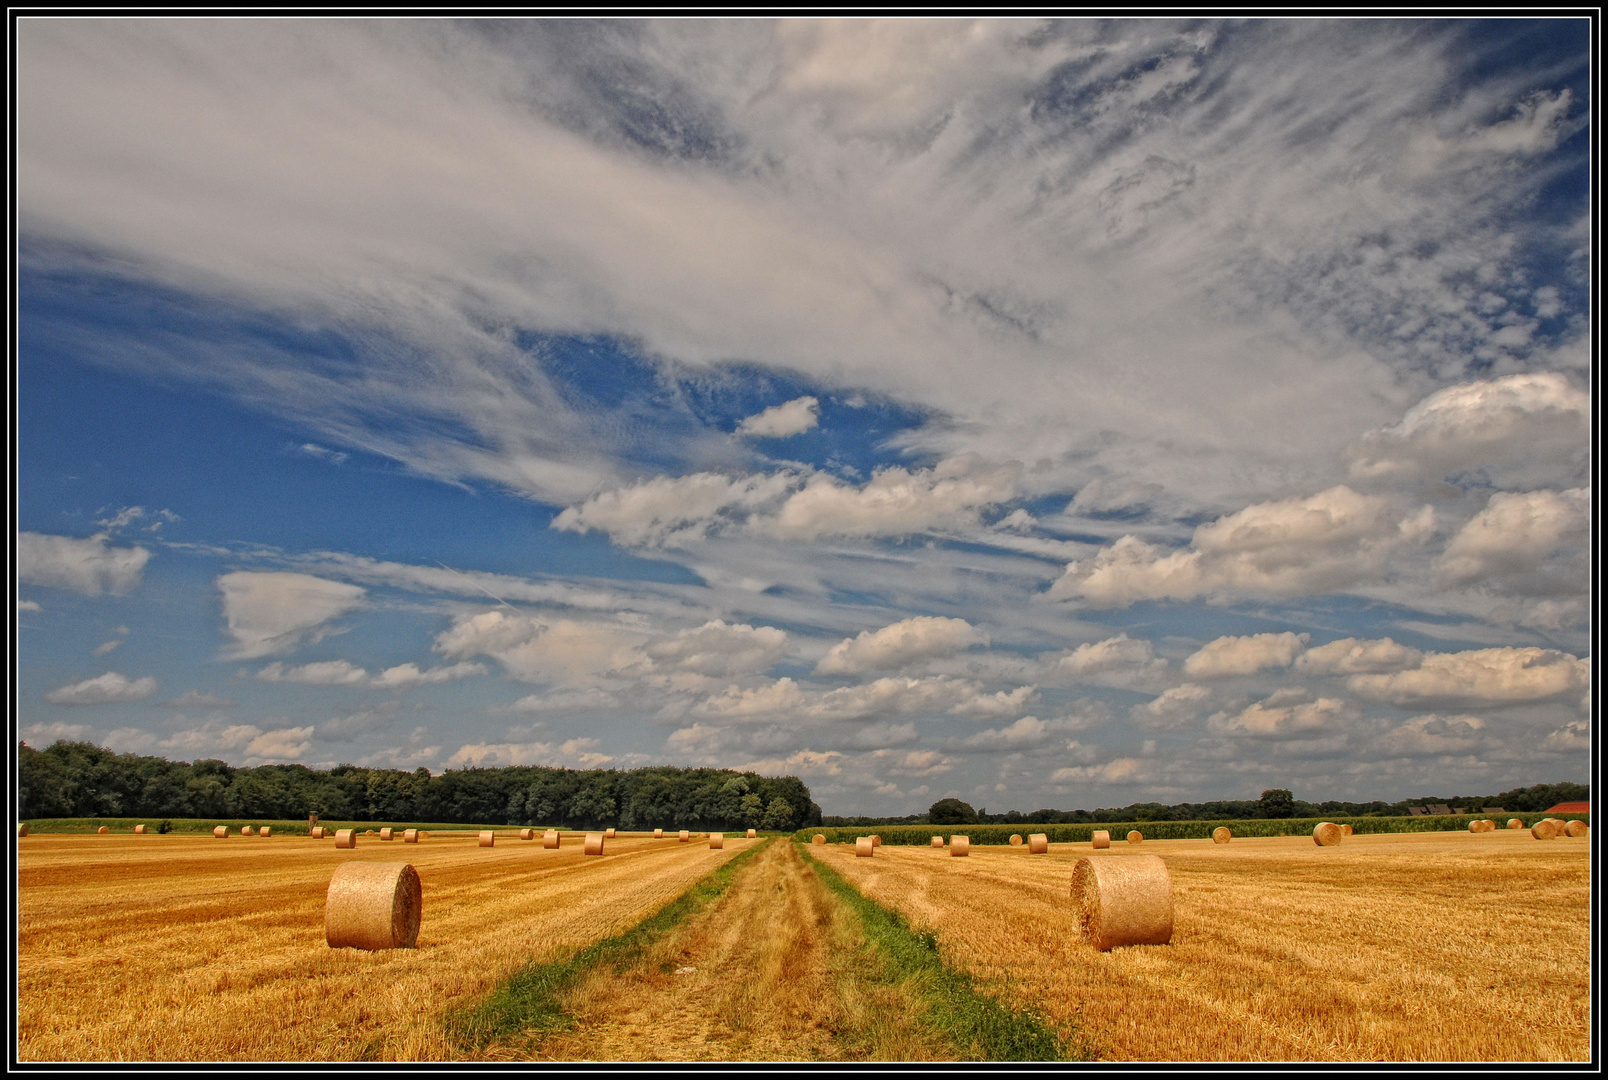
left=1408, top=807, right=1428, bottom=816
left=1428, top=804, right=1452, bottom=815
left=1545, top=801, right=1590, bottom=815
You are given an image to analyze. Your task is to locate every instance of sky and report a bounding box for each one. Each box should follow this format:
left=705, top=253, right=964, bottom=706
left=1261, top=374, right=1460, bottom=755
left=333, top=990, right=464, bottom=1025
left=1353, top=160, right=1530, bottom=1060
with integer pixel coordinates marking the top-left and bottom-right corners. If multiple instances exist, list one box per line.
left=13, top=18, right=1593, bottom=815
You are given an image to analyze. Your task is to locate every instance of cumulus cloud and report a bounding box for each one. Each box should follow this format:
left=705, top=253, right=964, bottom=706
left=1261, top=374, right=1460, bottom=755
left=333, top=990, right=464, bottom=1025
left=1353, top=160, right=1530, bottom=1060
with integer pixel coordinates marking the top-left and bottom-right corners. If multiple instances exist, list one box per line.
left=447, top=736, right=612, bottom=769
left=17, top=599, right=42, bottom=613
left=1348, top=647, right=1590, bottom=708
left=160, top=689, right=235, bottom=709
left=555, top=456, right=1020, bottom=547
left=1051, top=757, right=1151, bottom=784
left=370, top=661, right=488, bottom=688
left=1183, top=632, right=1309, bottom=678
left=737, top=395, right=819, bottom=438
left=44, top=671, right=158, bottom=706
left=1131, top=683, right=1212, bottom=728
left=815, top=616, right=985, bottom=675
left=92, top=639, right=122, bottom=656
left=695, top=674, right=1036, bottom=726
left=155, top=720, right=263, bottom=757
left=506, top=687, right=620, bottom=713
left=21, top=720, right=94, bottom=744
left=1050, top=488, right=1434, bottom=607
left=1371, top=714, right=1486, bottom=758
left=1209, top=696, right=1352, bottom=739
left=1051, top=634, right=1167, bottom=684
left=645, top=619, right=788, bottom=677
left=1435, top=488, right=1589, bottom=596
left=245, top=725, right=314, bottom=760
left=217, top=572, right=366, bottom=659
left=1347, top=373, right=1589, bottom=489
left=1295, top=637, right=1423, bottom=676
left=254, top=659, right=369, bottom=686
left=945, top=714, right=1095, bottom=752
left=17, top=532, right=151, bottom=595
left=434, top=610, right=645, bottom=686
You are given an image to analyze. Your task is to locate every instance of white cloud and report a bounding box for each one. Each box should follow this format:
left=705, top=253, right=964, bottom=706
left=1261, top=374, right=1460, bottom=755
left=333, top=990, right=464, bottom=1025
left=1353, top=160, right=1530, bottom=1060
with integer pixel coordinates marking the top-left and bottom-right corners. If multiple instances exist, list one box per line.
left=434, top=609, right=646, bottom=686
left=815, top=616, right=985, bottom=675
left=1183, top=632, right=1309, bottom=678
left=1052, top=634, right=1167, bottom=684
left=1131, top=683, right=1212, bottom=728
left=645, top=619, right=788, bottom=677
left=1348, top=647, right=1590, bottom=708
left=92, top=639, right=122, bottom=656
left=1051, top=488, right=1434, bottom=607
left=1209, top=696, right=1352, bottom=739
left=506, top=687, right=620, bottom=713
left=157, top=720, right=263, bottom=757
left=1347, top=373, right=1589, bottom=489
left=695, top=674, right=1036, bottom=726
left=370, top=661, right=488, bottom=688
left=246, top=725, right=315, bottom=761
left=446, top=736, right=612, bottom=769
left=1295, top=637, right=1423, bottom=676
left=161, top=689, right=235, bottom=709
left=1372, top=714, right=1486, bottom=758
left=1051, top=757, right=1151, bottom=784
left=1435, top=488, right=1589, bottom=594
left=17, top=599, right=42, bottom=613
left=21, top=720, right=94, bottom=744
left=736, top=395, right=819, bottom=438
left=44, top=671, right=158, bottom=706
left=946, top=714, right=1090, bottom=752
left=17, top=532, right=151, bottom=596
left=217, top=572, right=366, bottom=659
left=254, top=659, right=370, bottom=686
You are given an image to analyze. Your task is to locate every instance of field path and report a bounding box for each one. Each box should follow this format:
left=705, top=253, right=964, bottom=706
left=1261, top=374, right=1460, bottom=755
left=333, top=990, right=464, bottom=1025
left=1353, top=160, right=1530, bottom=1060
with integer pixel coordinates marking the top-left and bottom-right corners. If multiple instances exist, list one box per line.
left=507, top=839, right=953, bottom=1061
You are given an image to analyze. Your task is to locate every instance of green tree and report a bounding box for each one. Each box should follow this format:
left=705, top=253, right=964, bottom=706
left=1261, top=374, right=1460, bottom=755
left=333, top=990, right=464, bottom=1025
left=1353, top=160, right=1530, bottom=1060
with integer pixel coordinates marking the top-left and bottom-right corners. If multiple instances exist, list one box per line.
left=928, top=798, right=978, bottom=825
left=760, top=797, right=795, bottom=831
left=1256, top=789, right=1296, bottom=819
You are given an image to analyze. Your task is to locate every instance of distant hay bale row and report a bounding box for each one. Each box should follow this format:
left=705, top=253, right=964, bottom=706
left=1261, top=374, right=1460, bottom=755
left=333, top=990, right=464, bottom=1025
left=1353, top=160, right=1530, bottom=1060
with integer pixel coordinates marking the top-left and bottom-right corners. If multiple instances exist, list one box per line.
left=654, top=829, right=664, bottom=838
left=1565, top=820, right=1588, bottom=837
left=241, top=826, right=254, bottom=836
left=133, top=824, right=146, bottom=834
left=605, top=828, right=617, bottom=839
left=1508, top=818, right=1525, bottom=829
left=679, top=830, right=690, bottom=842
left=326, top=862, right=421, bottom=951
left=1212, top=827, right=1231, bottom=844
left=260, top=826, right=271, bottom=837
left=1072, top=854, right=1173, bottom=951
left=519, top=828, right=533, bottom=841
left=213, top=826, right=228, bottom=838
left=747, top=828, right=757, bottom=838
left=403, top=829, right=418, bottom=843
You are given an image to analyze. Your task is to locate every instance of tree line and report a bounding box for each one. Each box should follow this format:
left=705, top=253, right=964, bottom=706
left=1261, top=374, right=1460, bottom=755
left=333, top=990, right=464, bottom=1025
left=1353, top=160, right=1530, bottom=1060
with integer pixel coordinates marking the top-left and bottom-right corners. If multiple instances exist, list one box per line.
left=16, top=740, right=822, bottom=832
left=823, top=783, right=1590, bottom=828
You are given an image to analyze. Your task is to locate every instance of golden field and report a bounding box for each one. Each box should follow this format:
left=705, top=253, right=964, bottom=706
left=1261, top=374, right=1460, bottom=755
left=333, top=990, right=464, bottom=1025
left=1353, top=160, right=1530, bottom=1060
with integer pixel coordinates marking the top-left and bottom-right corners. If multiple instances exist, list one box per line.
left=809, top=829, right=1591, bottom=1061
left=16, top=830, right=751, bottom=1061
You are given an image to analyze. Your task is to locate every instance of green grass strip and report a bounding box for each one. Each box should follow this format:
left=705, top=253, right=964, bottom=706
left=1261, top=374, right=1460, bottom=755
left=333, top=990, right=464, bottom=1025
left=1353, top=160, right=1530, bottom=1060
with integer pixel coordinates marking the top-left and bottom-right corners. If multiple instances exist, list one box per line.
left=798, top=842, right=1078, bottom=1062
left=446, top=838, right=772, bottom=1051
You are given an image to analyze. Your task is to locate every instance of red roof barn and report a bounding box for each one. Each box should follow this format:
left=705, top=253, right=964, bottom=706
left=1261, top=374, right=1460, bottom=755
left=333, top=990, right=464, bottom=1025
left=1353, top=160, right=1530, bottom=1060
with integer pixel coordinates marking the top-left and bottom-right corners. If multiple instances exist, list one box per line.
left=1545, top=801, right=1590, bottom=814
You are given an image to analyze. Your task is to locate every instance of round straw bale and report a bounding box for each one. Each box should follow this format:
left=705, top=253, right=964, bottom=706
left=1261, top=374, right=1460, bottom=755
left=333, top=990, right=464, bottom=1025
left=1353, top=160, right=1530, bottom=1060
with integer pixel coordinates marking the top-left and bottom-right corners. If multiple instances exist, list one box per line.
left=950, top=835, right=970, bottom=857
left=213, top=825, right=229, bottom=838
left=419, top=831, right=428, bottom=839
left=403, top=829, right=418, bottom=843
left=518, top=828, right=532, bottom=841
left=1507, top=818, right=1524, bottom=829
left=1071, top=854, right=1174, bottom=951
left=1565, top=820, right=1588, bottom=837
left=709, top=833, right=725, bottom=849
left=870, top=835, right=882, bottom=847
left=1468, top=820, right=1483, bottom=833
left=1313, top=822, right=1343, bottom=846
left=932, top=835, right=944, bottom=847
left=605, top=828, right=617, bottom=839
left=1091, top=830, right=1111, bottom=849
left=1212, top=827, right=1231, bottom=844
left=310, top=826, right=325, bottom=838
left=380, top=827, right=394, bottom=841
left=17, top=824, right=27, bottom=837
left=259, top=826, right=272, bottom=837
left=1127, top=830, right=1143, bottom=844
left=133, top=824, right=147, bottom=834
left=240, top=826, right=254, bottom=836
left=679, top=830, right=690, bottom=842
left=325, top=862, right=421, bottom=951
left=543, top=829, right=560, bottom=849
left=1531, top=820, right=1559, bottom=840
left=335, top=829, right=356, bottom=849
left=477, top=831, right=495, bottom=848
left=813, top=834, right=826, bottom=845
left=1029, top=833, right=1049, bottom=854
left=96, top=825, right=109, bottom=834
left=584, top=832, right=605, bottom=855
left=1339, top=823, right=1354, bottom=836
left=654, top=828, right=663, bottom=839
left=856, top=837, right=874, bottom=857
left=365, top=829, right=376, bottom=837
left=1010, top=834, right=1024, bottom=846
left=747, top=828, right=757, bottom=838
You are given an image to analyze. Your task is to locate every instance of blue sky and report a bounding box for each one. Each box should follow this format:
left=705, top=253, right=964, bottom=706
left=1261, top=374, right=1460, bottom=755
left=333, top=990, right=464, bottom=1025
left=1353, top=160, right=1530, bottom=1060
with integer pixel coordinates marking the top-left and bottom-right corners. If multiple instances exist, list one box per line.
left=14, top=19, right=1592, bottom=814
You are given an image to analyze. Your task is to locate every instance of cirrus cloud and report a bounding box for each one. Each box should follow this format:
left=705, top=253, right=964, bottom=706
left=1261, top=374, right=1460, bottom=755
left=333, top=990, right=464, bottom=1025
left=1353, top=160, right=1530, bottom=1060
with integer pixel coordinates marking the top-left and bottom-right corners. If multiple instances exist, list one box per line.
left=44, top=671, right=158, bottom=706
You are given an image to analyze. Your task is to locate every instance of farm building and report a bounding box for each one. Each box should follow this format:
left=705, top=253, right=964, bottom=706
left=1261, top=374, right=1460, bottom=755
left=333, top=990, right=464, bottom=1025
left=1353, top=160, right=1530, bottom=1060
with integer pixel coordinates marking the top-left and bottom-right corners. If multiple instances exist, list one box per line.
left=1545, top=802, right=1590, bottom=815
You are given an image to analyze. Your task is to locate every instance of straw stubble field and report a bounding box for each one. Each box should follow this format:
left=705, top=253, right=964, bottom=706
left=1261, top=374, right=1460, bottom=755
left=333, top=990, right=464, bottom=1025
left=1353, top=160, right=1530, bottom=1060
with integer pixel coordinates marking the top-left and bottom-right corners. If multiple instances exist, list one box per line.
left=16, top=831, right=752, bottom=1061
left=810, top=830, right=1590, bottom=1061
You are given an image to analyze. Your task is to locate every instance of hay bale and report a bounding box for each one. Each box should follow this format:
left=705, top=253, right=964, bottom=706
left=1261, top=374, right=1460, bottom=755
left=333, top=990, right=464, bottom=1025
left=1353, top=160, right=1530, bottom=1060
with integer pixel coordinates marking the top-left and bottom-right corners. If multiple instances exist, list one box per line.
left=856, top=837, right=874, bottom=857
left=605, top=828, right=617, bottom=839
left=679, top=830, right=690, bottom=842
left=931, top=835, right=944, bottom=847
left=213, top=826, right=229, bottom=838
left=240, top=826, right=254, bottom=836
left=518, top=828, right=532, bottom=841
left=310, top=826, right=326, bottom=838
left=1565, top=820, right=1588, bottom=837
left=709, top=833, right=725, bottom=849
left=335, top=829, right=356, bottom=849
left=16, top=824, right=27, bottom=838
left=133, top=824, right=147, bottom=834
left=1468, top=820, right=1483, bottom=833
left=654, top=828, right=664, bottom=839
left=1339, top=823, right=1354, bottom=836
left=419, top=831, right=428, bottom=839
left=477, top=831, right=495, bottom=848
left=584, top=833, right=605, bottom=855
left=543, top=830, right=560, bottom=849
left=1211, top=827, right=1231, bottom=844
left=1127, top=830, right=1143, bottom=845
left=97, top=826, right=109, bottom=834
left=950, top=835, right=970, bottom=857
left=365, top=829, right=376, bottom=837
left=813, top=834, right=826, bottom=846
left=746, top=828, right=757, bottom=838
left=325, top=862, right=421, bottom=950
left=259, top=826, right=272, bottom=837
left=1071, top=854, right=1173, bottom=950
left=1313, top=822, right=1343, bottom=846
left=1508, top=818, right=1525, bottom=829
left=1029, top=833, right=1049, bottom=854
left=403, top=829, right=418, bottom=843
left=1010, top=834, right=1024, bottom=846
left=1531, top=820, right=1560, bottom=840
left=870, top=835, right=882, bottom=847
left=1091, top=830, right=1111, bottom=849
left=379, top=828, right=394, bottom=841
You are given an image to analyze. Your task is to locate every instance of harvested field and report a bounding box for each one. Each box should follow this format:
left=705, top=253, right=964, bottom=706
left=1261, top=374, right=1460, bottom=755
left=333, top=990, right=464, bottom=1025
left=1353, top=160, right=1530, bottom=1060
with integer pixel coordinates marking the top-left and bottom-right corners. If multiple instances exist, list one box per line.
left=809, top=830, right=1590, bottom=1061
left=17, top=832, right=754, bottom=1061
